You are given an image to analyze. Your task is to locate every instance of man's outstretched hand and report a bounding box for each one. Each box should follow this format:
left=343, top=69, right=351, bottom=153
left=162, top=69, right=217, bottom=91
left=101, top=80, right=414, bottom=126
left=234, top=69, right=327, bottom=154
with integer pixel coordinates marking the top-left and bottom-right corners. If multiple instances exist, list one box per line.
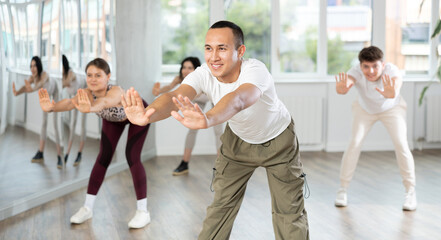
left=121, top=88, right=155, bottom=126
left=171, top=95, right=209, bottom=130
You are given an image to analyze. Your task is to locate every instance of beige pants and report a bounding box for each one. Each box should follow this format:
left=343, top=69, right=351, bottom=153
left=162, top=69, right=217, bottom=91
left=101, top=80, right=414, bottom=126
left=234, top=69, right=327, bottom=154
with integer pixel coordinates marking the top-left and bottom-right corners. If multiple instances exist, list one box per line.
left=339, top=98, right=416, bottom=191
left=198, top=120, right=309, bottom=240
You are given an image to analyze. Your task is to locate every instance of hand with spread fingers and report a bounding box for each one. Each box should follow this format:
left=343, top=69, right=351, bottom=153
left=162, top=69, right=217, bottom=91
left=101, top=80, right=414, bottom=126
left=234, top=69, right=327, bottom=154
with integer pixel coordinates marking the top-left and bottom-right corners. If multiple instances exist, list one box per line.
left=335, top=72, right=353, bottom=94
left=376, top=74, right=396, bottom=98
left=121, top=88, right=155, bottom=126
left=12, top=80, right=33, bottom=96
left=72, top=89, right=92, bottom=113
left=171, top=94, right=208, bottom=130
left=38, top=88, right=55, bottom=112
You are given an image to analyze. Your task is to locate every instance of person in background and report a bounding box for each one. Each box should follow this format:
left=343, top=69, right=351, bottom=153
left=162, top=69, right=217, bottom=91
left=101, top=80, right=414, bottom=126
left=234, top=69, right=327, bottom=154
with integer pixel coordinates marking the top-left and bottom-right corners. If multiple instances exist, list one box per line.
left=38, top=58, right=151, bottom=228
left=12, top=56, right=63, bottom=168
left=334, top=46, right=417, bottom=211
left=152, top=56, right=223, bottom=176
left=122, top=20, right=309, bottom=239
left=61, top=54, right=86, bottom=166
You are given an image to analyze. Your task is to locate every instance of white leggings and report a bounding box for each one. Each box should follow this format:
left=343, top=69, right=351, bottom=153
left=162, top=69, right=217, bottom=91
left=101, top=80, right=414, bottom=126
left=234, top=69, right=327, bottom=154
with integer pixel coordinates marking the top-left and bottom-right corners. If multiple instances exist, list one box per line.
left=339, top=98, right=416, bottom=191
left=184, top=100, right=224, bottom=150
left=67, top=109, right=87, bottom=143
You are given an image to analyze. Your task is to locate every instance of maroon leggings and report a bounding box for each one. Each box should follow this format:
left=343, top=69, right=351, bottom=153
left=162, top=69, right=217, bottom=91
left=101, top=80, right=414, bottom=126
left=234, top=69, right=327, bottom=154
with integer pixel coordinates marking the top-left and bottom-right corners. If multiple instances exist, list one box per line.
left=87, top=105, right=150, bottom=200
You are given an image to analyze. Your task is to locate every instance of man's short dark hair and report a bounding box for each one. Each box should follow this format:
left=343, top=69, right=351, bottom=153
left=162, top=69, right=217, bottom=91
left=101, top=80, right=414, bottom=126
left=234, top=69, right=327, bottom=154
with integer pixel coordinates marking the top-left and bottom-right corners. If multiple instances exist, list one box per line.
left=358, top=46, right=384, bottom=63
left=210, top=20, right=244, bottom=49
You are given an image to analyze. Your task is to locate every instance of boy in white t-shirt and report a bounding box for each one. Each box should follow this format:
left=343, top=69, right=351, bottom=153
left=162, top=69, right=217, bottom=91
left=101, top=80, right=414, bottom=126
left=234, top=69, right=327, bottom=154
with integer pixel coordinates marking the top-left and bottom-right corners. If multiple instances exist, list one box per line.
left=122, top=21, right=309, bottom=239
left=334, top=46, right=417, bottom=211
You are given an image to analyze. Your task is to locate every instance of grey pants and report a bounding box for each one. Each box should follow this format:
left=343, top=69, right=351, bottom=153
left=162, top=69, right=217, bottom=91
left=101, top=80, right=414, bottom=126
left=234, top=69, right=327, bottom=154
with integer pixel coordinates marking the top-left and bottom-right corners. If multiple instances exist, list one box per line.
left=67, top=109, right=87, bottom=143
left=40, top=87, right=60, bottom=145
left=198, top=120, right=309, bottom=240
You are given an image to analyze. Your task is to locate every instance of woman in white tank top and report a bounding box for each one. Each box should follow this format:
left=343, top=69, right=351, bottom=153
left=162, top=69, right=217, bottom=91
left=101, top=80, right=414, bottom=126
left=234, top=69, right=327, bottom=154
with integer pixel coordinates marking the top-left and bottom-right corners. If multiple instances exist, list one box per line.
left=61, top=55, right=87, bottom=166
left=12, top=56, right=63, bottom=168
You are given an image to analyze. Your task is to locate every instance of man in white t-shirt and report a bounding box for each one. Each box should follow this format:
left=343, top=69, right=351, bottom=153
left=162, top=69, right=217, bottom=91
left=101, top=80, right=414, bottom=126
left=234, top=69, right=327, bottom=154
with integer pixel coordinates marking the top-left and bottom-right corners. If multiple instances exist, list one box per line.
left=122, top=21, right=309, bottom=239
left=334, top=46, right=417, bottom=211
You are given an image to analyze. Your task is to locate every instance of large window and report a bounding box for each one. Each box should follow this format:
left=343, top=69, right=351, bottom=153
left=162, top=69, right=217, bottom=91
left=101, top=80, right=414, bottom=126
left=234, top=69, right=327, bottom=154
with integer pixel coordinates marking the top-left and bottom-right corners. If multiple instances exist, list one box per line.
left=0, top=3, right=14, bottom=67
left=27, top=3, right=39, bottom=59
left=80, top=0, right=94, bottom=67
left=10, top=5, right=26, bottom=68
left=385, top=0, right=431, bottom=75
left=80, top=0, right=113, bottom=69
left=327, top=0, right=372, bottom=75
left=41, top=0, right=59, bottom=71
left=225, top=0, right=271, bottom=69
left=156, top=0, right=441, bottom=80
left=1, top=0, right=115, bottom=73
left=61, top=0, right=80, bottom=69
left=161, top=0, right=209, bottom=70
left=276, top=0, right=318, bottom=74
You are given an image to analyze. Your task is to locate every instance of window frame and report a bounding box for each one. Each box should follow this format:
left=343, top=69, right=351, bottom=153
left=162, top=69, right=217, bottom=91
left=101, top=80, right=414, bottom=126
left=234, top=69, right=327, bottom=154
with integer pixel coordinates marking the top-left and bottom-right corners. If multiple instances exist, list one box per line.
left=159, top=0, right=440, bottom=81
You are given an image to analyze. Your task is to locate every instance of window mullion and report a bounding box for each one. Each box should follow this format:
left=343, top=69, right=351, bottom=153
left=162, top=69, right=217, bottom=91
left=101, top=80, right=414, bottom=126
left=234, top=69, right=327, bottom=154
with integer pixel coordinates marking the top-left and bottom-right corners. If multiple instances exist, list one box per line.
left=429, top=0, right=440, bottom=77
left=318, top=0, right=327, bottom=77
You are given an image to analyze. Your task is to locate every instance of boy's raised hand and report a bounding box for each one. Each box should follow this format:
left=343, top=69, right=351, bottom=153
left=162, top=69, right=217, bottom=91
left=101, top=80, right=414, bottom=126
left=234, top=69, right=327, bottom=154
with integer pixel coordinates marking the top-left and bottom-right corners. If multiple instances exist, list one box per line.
left=376, top=74, right=396, bottom=98
left=335, top=72, right=353, bottom=94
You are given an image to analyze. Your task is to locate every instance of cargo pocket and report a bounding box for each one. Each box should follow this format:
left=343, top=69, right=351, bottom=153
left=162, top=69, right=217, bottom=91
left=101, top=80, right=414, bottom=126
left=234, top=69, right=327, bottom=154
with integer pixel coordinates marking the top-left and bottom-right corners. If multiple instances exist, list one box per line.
left=211, top=158, right=229, bottom=192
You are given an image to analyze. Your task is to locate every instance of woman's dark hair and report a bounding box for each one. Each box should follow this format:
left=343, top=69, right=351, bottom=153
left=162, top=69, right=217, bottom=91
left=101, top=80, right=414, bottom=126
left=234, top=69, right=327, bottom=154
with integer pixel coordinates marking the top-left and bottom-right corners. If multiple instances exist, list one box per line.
left=31, top=56, right=43, bottom=77
left=358, top=46, right=384, bottom=63
left=62, top=55, right=70, bottom=78
left=179, top=57, right=201, bottom=80
left=210, top=20, right=244, bottom=49
left=85, top=58, right=111, bottom=75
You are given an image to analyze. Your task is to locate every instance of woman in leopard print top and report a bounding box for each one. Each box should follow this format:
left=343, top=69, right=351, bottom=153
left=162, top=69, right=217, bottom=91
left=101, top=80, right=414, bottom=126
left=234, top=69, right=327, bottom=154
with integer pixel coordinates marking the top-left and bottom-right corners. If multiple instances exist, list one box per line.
left=38, top=58, right=151, bottom=229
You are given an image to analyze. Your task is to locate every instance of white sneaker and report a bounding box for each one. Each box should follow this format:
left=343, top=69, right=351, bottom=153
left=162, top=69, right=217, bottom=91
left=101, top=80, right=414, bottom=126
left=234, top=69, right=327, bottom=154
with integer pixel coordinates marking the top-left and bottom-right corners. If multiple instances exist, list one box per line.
left=335, top=188, right=348, bottom=207
left=128, top=210, right=151, bottom=228
left=70, top=207, right=93, bottom=224
left=403, top=190, right=417, bottom=211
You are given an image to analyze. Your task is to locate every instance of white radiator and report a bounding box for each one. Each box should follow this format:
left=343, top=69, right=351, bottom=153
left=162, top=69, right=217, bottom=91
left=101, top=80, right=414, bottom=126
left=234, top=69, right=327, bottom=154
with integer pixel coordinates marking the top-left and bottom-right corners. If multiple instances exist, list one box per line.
left=426, top=95, right=441, bottom=142
left=280, top=96, right=323, bottom=145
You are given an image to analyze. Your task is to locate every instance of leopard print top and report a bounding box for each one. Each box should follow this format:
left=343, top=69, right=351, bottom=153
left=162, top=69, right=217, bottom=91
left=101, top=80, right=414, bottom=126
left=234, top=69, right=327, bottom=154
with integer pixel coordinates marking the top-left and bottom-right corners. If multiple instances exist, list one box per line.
left=92, top=85, right=127, bottom=122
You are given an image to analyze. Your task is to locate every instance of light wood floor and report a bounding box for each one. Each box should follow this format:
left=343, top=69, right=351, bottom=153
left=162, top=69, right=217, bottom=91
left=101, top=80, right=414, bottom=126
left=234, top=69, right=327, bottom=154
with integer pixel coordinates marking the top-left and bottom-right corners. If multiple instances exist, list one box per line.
left=0, top=126, right=101, bottom=207
left=0, top=128, right=440, bottom=239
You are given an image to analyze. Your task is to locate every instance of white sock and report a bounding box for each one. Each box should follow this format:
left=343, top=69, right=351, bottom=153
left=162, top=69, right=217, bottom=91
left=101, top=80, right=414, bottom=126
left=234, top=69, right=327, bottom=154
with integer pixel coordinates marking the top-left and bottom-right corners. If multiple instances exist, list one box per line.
left=137, top=198, right=147, bottom=212
left=84, top=194, right=96, bottom=210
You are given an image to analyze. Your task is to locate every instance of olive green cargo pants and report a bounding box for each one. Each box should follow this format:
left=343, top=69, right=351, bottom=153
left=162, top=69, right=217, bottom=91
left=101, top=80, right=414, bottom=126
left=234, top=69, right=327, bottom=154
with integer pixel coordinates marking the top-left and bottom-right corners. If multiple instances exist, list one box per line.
left=198, top=120, right=309, bottom=240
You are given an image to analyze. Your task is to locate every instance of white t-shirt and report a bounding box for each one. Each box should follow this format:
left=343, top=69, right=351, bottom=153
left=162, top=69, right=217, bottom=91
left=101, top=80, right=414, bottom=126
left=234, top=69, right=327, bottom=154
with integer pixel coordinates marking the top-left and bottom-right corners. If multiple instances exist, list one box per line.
left=348, top=63, right=401, bottom=114
left=182, top=58, right=291, bottom=144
